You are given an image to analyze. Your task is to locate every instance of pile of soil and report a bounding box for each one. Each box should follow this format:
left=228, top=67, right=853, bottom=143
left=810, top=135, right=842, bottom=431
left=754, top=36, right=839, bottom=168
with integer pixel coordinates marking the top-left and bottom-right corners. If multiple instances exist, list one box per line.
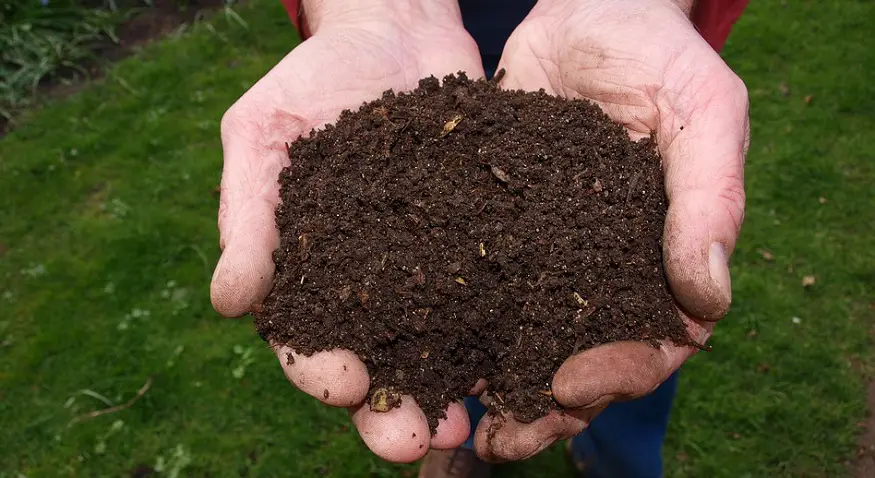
left=254, top=72, right=691, bottom=432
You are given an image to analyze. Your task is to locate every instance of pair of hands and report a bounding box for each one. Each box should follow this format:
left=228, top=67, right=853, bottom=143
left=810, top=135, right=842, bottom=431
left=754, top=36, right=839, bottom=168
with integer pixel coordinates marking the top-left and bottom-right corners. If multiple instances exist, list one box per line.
left=211, top=0, right=748, bottom=463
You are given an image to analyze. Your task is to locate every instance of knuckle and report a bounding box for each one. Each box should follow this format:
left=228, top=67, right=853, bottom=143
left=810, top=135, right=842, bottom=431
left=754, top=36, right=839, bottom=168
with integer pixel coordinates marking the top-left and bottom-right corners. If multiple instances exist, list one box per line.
left=220, top=102, right=247, bottom=140
left=716, top=65, right=749, bottom=113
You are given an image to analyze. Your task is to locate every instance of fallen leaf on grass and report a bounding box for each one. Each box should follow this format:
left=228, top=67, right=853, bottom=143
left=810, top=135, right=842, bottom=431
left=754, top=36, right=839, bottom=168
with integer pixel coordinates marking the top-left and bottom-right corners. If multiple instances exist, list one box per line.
left=818, top=196, right=828, bottom=204
left=756, top=363, right=771, bottom=373
left=802, top=275, right=816, bottom=287
left=756, top=248, right=774, bottom=261
left=778, top=82, right=790, bottom=96
left=804, top=95, right=814, bottom=104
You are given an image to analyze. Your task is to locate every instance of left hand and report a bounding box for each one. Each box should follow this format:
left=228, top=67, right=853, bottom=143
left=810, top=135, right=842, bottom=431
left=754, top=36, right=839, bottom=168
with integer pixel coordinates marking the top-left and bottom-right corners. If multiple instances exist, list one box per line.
left=473, top=0, right=749, bottom=461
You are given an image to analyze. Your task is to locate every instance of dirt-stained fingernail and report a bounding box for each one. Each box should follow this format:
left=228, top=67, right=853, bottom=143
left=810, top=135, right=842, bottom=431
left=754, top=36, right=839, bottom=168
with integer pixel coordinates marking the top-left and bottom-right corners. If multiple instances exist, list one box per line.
left=708, top=242, right=731, bottom=305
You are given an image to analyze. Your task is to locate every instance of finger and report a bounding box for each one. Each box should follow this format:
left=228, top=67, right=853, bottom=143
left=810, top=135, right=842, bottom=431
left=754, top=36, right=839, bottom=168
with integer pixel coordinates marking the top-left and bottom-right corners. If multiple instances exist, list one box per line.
left=552, top=315, right=711, bottom=409
left=277, top=346, right=370, bottom=407
left=430, top=401, right=471, bottom=450
left=660, top=60, right=749, bottom=321
left=350, top=395, right=431, bottom=463
left=473, top=409, right=600, bottom=463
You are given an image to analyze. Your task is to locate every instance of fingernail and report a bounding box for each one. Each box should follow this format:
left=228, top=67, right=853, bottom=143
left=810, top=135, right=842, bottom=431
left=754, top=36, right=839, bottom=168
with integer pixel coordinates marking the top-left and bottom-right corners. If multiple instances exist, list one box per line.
left=579, top=394, right=614, bottom=410
left=708, top=242, right=732, bottom=304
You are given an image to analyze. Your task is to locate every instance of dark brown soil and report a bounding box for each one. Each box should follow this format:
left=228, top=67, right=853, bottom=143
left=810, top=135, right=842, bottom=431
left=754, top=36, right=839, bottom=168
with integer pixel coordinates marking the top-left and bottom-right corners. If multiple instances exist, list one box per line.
left=255, top=72, right=691, bottom=432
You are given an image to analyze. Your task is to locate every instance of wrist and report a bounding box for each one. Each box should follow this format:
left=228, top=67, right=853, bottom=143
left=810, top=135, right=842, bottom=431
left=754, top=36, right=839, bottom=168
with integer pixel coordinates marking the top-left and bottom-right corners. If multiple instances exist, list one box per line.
left=531, top=0, right=696, bottom=20
left=301, top=0, right=465, bottom=35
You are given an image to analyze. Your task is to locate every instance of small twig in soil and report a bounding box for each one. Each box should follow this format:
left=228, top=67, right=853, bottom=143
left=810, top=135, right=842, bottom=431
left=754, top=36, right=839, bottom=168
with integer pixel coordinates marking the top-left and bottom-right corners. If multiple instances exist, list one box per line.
left=399, top=119, right=412, bottom=134
left=373, top=106, right=390, bottom=120
left=68, top=377, right=152, bottom=427
left=298, top=233, right=309, bottom=254
left=625, top=172, right=642, bottom=204
left=690, top=341, right=713, bottom=352
left=475, top=200, right=489, bottom=216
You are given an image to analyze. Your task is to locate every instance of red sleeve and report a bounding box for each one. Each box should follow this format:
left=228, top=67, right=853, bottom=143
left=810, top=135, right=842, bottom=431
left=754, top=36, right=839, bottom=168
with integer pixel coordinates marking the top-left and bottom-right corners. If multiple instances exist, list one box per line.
left=280, top=0, right=749, bottom=52
left=281, top=0, right=307, bottom=37
left=692, top=0, right=749, bottom=51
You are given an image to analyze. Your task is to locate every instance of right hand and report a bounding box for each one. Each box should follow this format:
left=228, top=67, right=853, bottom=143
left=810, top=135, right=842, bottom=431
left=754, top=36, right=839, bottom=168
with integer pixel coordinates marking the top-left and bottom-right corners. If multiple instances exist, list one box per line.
left=210, top=0, right=484, bottom=463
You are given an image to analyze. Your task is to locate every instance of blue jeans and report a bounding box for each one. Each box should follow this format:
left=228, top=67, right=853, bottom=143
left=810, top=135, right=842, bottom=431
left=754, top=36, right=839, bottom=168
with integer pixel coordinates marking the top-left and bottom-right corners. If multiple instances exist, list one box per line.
left=461, top=372, right=679, bottom=478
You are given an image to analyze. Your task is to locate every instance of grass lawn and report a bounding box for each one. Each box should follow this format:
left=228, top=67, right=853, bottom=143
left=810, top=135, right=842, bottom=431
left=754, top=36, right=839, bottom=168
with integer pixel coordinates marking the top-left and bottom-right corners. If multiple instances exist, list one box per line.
left=1, top=0, right=874, bottom=476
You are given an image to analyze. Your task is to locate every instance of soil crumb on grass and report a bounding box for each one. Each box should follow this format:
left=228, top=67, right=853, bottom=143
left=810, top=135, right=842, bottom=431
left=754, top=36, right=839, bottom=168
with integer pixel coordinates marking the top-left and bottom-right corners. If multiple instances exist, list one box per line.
left=254, top=72, right=691, bottom=432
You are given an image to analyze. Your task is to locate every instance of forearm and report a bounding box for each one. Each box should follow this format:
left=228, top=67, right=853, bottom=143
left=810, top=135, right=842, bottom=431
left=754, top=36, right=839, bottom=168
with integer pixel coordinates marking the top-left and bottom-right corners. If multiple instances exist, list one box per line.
left=299, top=0, right=465, bottom=34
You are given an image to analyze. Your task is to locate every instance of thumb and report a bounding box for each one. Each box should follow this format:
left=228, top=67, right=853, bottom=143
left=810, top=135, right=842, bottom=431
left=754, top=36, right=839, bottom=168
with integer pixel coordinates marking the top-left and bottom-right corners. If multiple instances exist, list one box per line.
left=210, top=105, right=308, bottom=317
left=211, top=195, right=279, bottom=317
left=661, top=64, right=749, bottom=321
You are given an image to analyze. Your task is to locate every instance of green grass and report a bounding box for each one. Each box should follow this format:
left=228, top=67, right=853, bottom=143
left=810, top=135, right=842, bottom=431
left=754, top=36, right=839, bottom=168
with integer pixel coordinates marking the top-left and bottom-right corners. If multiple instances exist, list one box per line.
left=1, top=0, right=873, bottom=476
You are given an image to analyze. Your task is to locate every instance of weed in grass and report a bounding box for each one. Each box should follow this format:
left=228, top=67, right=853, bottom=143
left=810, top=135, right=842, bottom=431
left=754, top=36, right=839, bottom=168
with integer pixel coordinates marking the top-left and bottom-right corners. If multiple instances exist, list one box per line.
left=1, top=1, right=127, bottom=117
left=154, top=444, right=193, bottom=478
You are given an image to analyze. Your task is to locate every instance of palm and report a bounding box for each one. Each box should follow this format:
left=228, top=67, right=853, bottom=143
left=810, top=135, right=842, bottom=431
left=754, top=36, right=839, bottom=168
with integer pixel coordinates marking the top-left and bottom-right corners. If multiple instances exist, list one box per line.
left=212, top=22, right=483, bottom=462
